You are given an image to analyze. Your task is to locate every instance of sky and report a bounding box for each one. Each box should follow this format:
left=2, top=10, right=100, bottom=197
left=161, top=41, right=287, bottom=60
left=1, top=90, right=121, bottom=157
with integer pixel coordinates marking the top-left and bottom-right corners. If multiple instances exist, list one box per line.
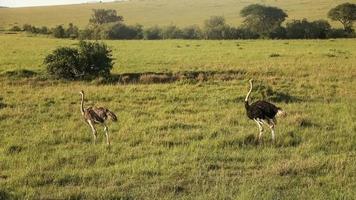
left=0, top=0, right=115, bottom=8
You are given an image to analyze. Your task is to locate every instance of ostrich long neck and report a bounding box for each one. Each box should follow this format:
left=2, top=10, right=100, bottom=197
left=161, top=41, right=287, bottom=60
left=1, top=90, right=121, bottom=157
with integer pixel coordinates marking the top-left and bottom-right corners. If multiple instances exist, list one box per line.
left=245, top=81, right=253, bottom=108
left=245, top=81, right=253, bottom=102
left=80, top=93, right=85, bottom=115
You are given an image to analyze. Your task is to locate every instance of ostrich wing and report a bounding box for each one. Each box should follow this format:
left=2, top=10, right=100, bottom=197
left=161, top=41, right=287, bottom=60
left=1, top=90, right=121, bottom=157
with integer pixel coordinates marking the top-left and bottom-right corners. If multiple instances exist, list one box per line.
left=86, top=107, right=105, bottom=123
left=92, top=107, right=118, bottom=122
left=252, top=100, right=279, bottom=119
left=106, top=110, right=118, bottom=121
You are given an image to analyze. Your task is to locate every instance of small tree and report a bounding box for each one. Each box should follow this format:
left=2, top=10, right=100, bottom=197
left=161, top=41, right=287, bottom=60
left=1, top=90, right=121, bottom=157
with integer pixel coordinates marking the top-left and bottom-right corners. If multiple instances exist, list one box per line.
left=89, top=9, right=123, bottom=25
left=203, top=16, right=231, bottom=39
left=44, top=41, right=113, bottom=80
left=328, top=3, right=356, bottom=32
left=240, top=4, right=287, bottom=38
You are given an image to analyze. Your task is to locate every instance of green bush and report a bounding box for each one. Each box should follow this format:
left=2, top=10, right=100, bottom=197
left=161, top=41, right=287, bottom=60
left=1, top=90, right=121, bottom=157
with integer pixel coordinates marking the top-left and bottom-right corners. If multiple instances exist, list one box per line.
left=286, top=19, right=331, bottom=39
left=143, top=26, right=163, bottom=40
left=79, top=27, right=96, bottom=40
left=77, top=41, right=113, bottom=78
left=160, top=25, right=183, bottom=39
left=100, top=22, right=143, bottom=39
left=327, top=28, right=350, bottom=38
left=44, top=41, right=113, bottom=80
left=66, top=23, right=79, bottom=39
left=52, top=25, right=66, bottom=38
left=181, top=25, right=202, bottom=39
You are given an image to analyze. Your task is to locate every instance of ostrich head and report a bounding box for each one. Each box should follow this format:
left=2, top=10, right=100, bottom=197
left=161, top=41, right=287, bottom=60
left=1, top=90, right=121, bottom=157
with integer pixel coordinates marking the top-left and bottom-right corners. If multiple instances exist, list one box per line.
left=79, top=90, right=84, bottom=95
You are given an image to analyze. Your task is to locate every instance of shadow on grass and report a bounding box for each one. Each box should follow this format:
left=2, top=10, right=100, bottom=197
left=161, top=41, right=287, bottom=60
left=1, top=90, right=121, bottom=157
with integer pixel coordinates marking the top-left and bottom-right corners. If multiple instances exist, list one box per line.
left=6, top=145, right=23, bottom=155
left=1, top=69, right=246, bottom=85
left=3, top=69, right=37, bottom=78
left=221, top=132, right=302, bottom=148
left=0, top=189, right=15, bottom=200
left=101, top=70, right=246, bottom=84
left=253, top=83, right=301, bottom=103
left=0, top=96, right=7, bottom=109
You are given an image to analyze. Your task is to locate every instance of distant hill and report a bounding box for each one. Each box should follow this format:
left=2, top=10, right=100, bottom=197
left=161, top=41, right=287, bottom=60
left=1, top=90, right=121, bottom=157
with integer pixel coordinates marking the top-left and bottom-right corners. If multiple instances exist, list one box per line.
left=0, top=0, right=351, bottom=29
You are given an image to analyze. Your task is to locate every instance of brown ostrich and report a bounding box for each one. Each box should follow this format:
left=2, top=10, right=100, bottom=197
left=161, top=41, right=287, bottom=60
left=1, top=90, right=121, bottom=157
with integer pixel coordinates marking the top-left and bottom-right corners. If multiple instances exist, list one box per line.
left=79, top=90, right=117, bottom=145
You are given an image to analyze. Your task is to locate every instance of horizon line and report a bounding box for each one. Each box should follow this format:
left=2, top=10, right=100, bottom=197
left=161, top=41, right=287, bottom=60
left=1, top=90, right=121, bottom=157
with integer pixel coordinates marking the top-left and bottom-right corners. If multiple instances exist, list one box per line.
left=0, top=0, right=120, bottom=9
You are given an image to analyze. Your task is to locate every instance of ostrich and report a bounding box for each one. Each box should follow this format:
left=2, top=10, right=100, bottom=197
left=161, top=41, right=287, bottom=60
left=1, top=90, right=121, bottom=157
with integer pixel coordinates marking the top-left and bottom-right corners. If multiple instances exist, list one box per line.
left=244, top=79, right=286, bottom=142
left=79, top=90, right=117, bottom=145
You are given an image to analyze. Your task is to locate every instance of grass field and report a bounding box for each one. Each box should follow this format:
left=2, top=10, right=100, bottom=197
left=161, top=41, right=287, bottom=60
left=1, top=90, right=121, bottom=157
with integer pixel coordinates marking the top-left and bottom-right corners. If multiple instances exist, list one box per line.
left=0, top=0, right=353, bottom=29
left=0, top=34, right=356, bottom=199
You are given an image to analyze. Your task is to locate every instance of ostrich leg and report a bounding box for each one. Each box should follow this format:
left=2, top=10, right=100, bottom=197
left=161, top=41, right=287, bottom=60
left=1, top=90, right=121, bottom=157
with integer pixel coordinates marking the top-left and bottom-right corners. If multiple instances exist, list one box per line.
left=268, top=119, right=276, bottom=142
left=254, top=119, right=264, bottom=141
left=88, top=120, right=97, bottom=144
left=104, top=125, right=110, bottom=145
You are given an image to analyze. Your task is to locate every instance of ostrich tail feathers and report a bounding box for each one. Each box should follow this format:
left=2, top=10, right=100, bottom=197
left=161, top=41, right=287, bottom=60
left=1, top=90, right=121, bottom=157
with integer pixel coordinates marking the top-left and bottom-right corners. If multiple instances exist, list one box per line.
left=107, top=110, right=118, bottom=122
left=276, top=109, right=287, bottom=118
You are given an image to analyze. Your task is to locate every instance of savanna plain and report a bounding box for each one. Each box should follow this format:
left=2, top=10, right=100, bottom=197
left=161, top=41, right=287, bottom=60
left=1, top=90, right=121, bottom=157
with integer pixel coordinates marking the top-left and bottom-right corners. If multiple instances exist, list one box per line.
left=0, top=34, right=356, bottom=199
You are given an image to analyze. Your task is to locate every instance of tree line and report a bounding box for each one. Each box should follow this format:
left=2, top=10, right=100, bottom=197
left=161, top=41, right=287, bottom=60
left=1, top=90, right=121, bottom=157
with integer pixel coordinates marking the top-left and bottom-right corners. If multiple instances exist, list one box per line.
left=10, top=3, right=356, bottom=39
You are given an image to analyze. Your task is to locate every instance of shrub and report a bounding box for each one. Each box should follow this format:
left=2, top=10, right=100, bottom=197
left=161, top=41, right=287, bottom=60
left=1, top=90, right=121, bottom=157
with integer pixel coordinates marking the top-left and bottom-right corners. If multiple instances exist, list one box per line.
left=77, top=41, right=113, bottom=78
left=79, top=28, right=95, bottom=40
left=9, top=26, right=22, bottom=31
left=22, top=24, right=32, bottom=32
left=44, top=47, right=80, bottom=79
left=269, top=26, right=287, bottom=39
left=22, top=24, right=40, bottom=34
left=66, top=23, right=79, bottom=39
left=181, top=25, right=203, bottom=39
left=143, top=26, right=163, bottom=40
left=234, top=27, right=259, bottom=39
left=286, top=19, right=331, bottom=39
left=39, top=26, right=50, bottom=34
left=52, top=25, right=66, bottom=38
left=327, top=28, right=349, bottom=38
left=17, top=24, right=50, bottom=34
left=44, top=41, right=113, bottom=80
left=160, top=25, right=183, bottom=39
left=100, top=22, right=143, bottom=39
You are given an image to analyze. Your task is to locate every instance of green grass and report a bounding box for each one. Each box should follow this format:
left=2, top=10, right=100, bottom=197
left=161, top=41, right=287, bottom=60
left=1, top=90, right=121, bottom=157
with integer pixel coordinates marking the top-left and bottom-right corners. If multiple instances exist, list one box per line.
left=0, top=35, right=356, bottom=199
left=1, top=35, right=355, bottom=74
left=0, top=0, right=351, bottom=29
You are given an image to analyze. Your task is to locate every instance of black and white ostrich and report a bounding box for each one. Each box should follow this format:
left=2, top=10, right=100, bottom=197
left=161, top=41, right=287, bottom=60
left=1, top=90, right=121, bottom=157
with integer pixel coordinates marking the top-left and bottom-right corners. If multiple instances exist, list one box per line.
left=244, top=79, right=286, bottom=142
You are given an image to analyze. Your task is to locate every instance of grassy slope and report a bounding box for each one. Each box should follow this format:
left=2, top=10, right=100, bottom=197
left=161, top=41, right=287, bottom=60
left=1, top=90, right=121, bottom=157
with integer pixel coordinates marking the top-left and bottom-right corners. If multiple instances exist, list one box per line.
left=0, top=35, right=356, bottom=199
left=1, top=35, right=356, bottom=74
left=0, top=0, right=352, bottom=29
